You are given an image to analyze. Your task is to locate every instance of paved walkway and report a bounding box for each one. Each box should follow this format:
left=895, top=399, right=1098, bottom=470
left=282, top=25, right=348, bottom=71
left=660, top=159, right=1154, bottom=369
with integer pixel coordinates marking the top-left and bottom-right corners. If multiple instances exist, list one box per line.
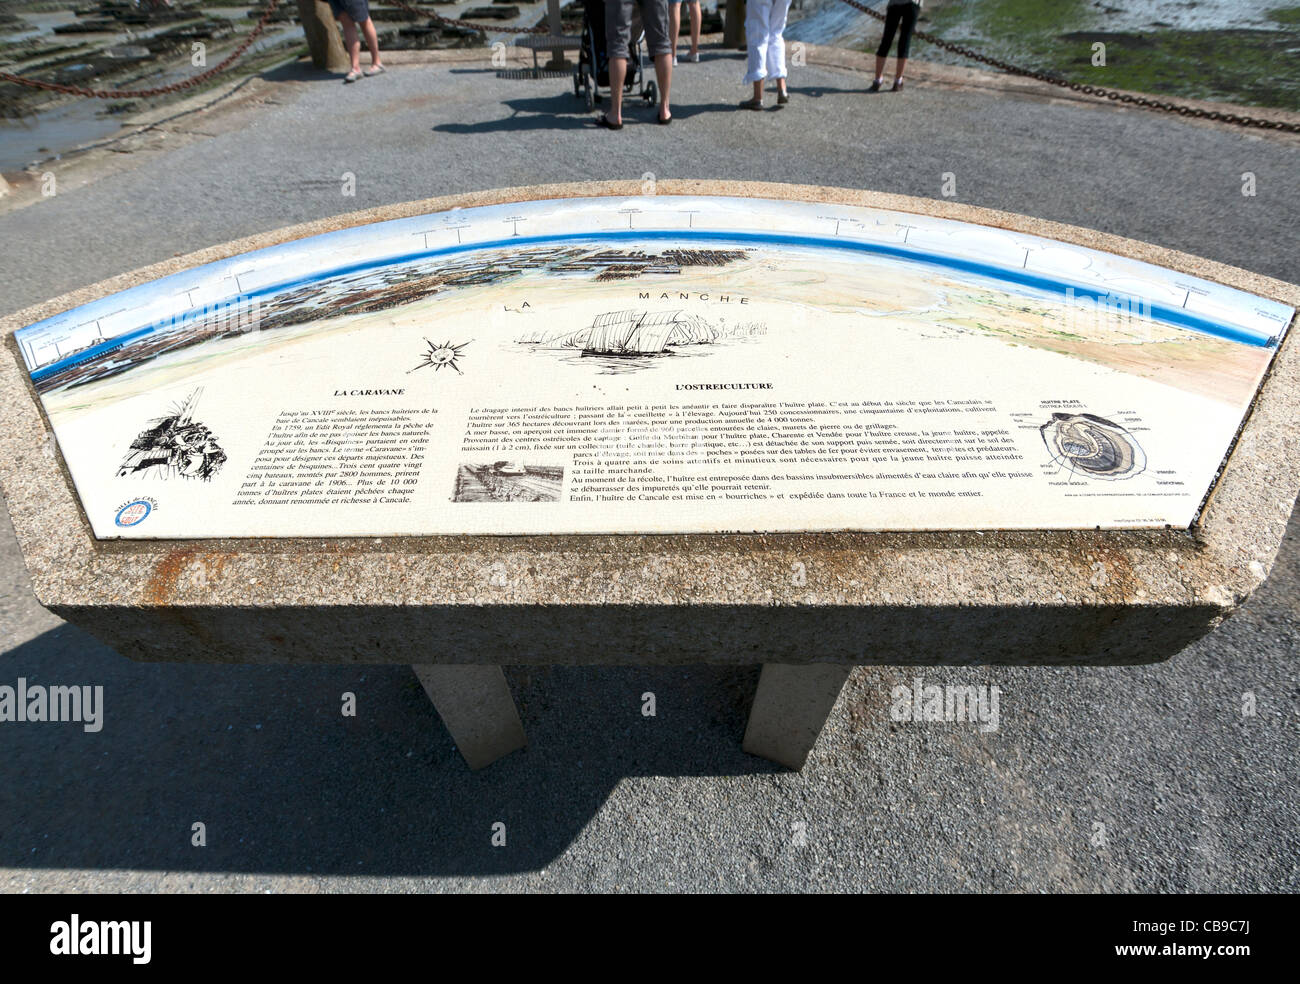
left=1, top=46, right=1297, bottom=891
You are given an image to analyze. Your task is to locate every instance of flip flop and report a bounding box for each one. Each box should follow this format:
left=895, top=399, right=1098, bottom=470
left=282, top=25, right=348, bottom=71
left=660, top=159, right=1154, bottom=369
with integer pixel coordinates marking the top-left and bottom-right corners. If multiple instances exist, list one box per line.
left=594, top=114, right=623, bottom=130
left=657, top=109, right=672, bottom=125
left=364, top=65, right=386, bottom=77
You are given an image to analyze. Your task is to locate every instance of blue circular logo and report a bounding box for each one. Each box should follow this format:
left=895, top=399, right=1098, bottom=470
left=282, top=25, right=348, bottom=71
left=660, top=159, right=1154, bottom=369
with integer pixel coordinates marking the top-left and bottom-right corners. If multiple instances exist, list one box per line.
left=114, top=500, right=152, bottom=528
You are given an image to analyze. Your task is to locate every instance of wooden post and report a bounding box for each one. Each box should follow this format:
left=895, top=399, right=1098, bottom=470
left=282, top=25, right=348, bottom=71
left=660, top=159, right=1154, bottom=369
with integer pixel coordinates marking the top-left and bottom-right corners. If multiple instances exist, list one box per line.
left=295, top=0, right=351, bottom=72
left=723, top=0, right=746, bottom=50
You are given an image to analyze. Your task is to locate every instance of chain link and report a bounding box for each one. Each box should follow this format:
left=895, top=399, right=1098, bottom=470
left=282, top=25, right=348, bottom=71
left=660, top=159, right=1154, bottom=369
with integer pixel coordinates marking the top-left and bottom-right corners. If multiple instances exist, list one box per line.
left=0, top=0, right=283, bottom=100
left=836, top=0, right=1300, bottom=133
left=0, top=0, right=551, bottom=101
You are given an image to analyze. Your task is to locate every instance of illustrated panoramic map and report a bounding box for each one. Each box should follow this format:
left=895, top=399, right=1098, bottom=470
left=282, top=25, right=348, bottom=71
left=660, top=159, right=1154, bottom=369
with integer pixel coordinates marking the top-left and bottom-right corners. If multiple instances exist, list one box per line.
left=14, top=195, right=1294, bottom=538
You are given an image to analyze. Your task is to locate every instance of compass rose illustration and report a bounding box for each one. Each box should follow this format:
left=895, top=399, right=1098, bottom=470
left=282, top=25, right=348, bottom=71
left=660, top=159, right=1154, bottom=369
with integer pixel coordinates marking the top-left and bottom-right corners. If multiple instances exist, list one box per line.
left=410, top=338, right=470, bottom=374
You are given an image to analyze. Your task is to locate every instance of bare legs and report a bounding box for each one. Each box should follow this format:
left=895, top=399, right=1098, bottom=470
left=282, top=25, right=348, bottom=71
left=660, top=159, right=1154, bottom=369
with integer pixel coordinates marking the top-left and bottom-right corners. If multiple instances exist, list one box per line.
left=337, top=13, right=382, bottom=75
left=607, top=53, right=672, bottom=125
left=654, top=51, right=673, bottom=120
left=750, top=77, right=785, bottom=102
left=671, top=3, right=702, bottom=59
left=873, top=53, right=906, bottom=86
left=681, top=1, right=702, bottom=58
left=608, top=57, right=626, bottom=123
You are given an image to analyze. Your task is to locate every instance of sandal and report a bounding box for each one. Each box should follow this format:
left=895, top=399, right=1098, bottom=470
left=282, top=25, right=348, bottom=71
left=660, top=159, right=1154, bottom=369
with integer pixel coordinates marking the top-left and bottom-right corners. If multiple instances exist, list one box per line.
left=594, top=113, right=623, bottom=130
left=343, top=70, right=361, bottom=83
left=364, top=64, right=386, bottom=77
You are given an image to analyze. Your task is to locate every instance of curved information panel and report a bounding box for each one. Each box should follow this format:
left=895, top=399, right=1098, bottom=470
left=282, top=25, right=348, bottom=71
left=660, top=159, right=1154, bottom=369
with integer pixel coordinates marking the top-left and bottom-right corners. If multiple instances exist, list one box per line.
left=15, top=194, right=1294, bottom=539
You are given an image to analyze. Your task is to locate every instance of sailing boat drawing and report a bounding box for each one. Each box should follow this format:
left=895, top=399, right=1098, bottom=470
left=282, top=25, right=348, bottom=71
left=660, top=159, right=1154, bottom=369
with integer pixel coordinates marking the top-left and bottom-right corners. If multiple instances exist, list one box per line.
left=516, top=309, right=764, bottom=373
left=116, top=387, right=228, bottom=481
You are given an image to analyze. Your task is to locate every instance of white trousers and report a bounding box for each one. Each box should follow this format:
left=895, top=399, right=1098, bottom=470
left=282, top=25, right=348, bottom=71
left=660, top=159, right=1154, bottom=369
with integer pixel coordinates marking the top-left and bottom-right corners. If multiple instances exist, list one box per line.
left=744, top=0, right=792, bottom=84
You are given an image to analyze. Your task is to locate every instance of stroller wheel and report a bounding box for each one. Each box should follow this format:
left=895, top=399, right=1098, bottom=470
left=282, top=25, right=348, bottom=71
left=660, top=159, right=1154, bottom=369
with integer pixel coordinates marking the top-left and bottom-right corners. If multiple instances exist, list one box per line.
left=644, top=80, right=657, bottom=104
left=574, top=70, right=581, bottom=98
left=585, top=85, right=595, bottom=112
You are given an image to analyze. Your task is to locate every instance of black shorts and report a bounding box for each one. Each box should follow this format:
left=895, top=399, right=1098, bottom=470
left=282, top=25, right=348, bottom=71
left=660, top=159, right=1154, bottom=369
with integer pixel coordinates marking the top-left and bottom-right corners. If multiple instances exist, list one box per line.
left=329, top=0, right=371, bottom=23
left=877, top=1, right=919, bottom=60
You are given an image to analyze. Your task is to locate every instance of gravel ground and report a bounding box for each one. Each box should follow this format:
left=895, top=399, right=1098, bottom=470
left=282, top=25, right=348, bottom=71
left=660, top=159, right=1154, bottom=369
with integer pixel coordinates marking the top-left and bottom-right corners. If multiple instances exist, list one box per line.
left=0, top=48, right=1297, bottom=892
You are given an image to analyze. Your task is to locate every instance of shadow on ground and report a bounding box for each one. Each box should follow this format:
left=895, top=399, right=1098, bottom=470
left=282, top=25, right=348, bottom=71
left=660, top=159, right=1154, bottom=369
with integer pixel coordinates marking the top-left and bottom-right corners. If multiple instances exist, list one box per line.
left=0, top=628, right=770, bottom=876
left=259, top=61, right=348, bottom=85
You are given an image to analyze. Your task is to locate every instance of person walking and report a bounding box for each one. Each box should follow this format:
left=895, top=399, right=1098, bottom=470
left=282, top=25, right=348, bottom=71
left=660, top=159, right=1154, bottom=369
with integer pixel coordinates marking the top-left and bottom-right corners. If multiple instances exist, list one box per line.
left=670, top=0, right=703, bottom=65
left=871, top=0, right=920, bottom=92
left=329, top=0, right=385, bottom=84
left=739, top=0, right=791, bottom=109
left=596, top=0, right=675, bottom=128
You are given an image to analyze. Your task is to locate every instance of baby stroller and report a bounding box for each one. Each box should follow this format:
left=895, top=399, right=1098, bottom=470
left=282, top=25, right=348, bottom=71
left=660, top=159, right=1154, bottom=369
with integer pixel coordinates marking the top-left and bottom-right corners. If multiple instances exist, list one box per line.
left=574, top=0, right=658, bottom=112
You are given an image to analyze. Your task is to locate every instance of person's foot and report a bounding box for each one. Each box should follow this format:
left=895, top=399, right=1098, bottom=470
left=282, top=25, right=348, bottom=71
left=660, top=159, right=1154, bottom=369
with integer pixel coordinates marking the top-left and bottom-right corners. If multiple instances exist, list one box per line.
left=364, top=64, right=385, bottom=77
left=687, top=50, right=700, bottom=62
left=868, top=78, right=882, bottom=93
left=672, top=55, right=678, bottom=65
left=739, top=97, right=763, bottom=110
left=344, top=69, right=362, bottom=83
left=594, top=113, right=623, bottom=130
left=892, top=78, right=904, bottom=91
left=777, top=88, right=789, bottom=105
left=657, top=106, right=672, bottom=124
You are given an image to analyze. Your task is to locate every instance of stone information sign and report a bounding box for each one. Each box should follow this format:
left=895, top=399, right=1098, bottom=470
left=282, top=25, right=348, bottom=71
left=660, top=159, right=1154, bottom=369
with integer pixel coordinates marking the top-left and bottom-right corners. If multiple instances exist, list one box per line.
left=15, top=195, right=1294, bottom=538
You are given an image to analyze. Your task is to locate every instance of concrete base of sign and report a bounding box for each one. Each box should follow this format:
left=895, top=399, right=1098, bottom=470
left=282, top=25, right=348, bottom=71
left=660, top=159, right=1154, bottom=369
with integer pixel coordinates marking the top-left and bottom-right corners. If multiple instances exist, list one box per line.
left=2, top=181, right=1299, bottom=775
left=742, top=664, right=855, bottom=770
left=413, top=661, right=850, bottom=771
left=412, top=664, right=526, bottom=770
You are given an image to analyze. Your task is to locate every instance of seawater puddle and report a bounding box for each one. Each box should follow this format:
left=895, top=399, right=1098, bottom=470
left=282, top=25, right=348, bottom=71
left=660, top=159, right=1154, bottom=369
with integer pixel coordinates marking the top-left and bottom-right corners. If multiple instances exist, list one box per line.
left=0, top=6, right=299, bottom=172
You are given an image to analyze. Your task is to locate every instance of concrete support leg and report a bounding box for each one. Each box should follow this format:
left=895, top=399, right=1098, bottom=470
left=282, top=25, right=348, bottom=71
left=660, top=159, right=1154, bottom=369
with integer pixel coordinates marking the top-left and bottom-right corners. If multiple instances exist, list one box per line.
left=412, top=665, right=526, bottom=770
left=742, top=664, right=853, bottom=770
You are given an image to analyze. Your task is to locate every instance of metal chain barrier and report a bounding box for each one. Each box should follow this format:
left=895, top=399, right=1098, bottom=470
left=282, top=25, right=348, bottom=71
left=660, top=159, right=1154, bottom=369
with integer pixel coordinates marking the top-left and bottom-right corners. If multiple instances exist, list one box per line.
left=0, top=0, right=283, bottom=100
left=837, top=0, right=1300, bottom=134
left=0, top=0, right=548, bottom=102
